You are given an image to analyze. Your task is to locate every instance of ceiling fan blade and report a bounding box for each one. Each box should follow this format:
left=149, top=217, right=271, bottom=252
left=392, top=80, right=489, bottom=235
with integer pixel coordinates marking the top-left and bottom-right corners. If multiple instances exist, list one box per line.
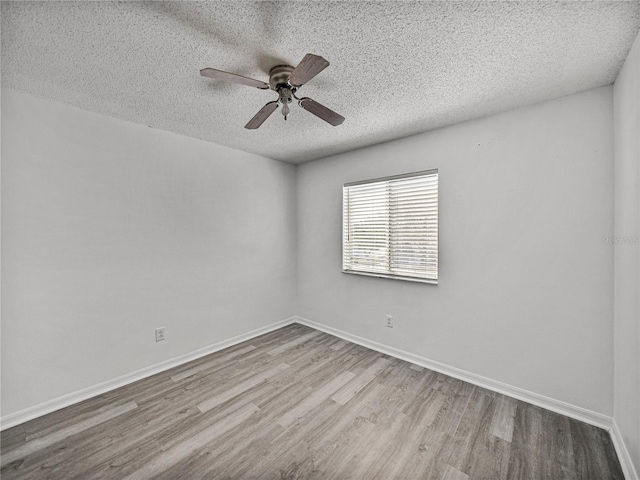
left=200, top=68, right=269, bottom=90
left=298, top=97, right=345, bottom=126
left=245, top=101, right=279, bottom=129
left=289, top=54, right=330, bottom=87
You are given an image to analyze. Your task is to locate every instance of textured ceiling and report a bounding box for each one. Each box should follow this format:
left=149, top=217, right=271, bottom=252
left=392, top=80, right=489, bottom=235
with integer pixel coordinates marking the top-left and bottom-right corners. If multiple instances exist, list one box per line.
left=2, top=1, right=639, bottom=164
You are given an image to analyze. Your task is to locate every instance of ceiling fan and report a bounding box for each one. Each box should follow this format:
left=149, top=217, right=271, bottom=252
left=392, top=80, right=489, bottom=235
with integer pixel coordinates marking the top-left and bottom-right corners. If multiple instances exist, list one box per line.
left=200, top=53, right=345, bottom=129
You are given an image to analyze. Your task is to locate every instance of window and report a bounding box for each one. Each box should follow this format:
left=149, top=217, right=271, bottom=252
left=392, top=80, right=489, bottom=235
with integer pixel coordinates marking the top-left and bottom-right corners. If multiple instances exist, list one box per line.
left=342, top=170, right=438, bottom=283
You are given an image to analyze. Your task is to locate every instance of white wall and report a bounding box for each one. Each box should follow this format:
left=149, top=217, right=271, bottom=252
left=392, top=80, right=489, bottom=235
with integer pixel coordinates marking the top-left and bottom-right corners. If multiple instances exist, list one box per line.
left=614, top=31, right=640, bottom=474
left=297, top=87, right=614, bottom=415
left=1, top=89, right=297, bottom=416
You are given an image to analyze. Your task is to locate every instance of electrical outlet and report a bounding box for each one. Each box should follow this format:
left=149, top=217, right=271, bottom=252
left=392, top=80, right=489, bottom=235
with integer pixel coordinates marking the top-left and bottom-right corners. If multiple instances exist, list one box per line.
left=155, top=327, right=166, bottom=342
left=386, top=315, right=393, bottom=328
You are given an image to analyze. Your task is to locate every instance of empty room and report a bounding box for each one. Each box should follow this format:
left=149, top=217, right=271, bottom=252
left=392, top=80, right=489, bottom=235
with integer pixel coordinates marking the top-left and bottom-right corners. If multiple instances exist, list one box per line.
left=1, top=1, right=639, bottom=479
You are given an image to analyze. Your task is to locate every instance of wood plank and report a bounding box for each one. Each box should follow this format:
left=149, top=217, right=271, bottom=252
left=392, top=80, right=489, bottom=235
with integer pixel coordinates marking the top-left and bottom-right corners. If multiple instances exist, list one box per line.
left=334, top=407, right=408, bottom=478
left=507, top=402, right=544, bottom=479
left=441, top=465, right=469, bottom=480
left=490, top=395, right=517, bottom=442
left=170, top=344, right=257, bottom=381
left=598, top=423, right=626, bottom=480
left=330, top=356, right=391, bottom=405
left=386, top=382, right=477, bottom=479
left=1, top=401, right=138, bottom=466
left=267, top=330, right=321, bottom=356
left=277, top=370, right=356, bottom=428
left=446, top=389, right=511, bottom=480
left=329, top=339, right=348, bottom=351
left=540, top=408, right=577, bottom=480
left=196, top=362, right=290, bottom=413
left=289, top=382, right=387, bottom=457
left=569, top=417, right=625, bottom=480
left=121, top=403, right=260, bottom=480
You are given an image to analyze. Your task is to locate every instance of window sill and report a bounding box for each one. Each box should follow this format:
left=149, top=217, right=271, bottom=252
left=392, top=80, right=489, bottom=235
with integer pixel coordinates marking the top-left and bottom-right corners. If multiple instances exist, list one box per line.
left=342, top=269, right=438, bottom=285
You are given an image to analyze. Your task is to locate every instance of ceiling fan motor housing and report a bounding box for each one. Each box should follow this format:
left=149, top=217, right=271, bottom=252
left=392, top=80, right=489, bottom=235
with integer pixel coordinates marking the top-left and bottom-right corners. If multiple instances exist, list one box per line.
left=269, top=65, right=295, bottom=91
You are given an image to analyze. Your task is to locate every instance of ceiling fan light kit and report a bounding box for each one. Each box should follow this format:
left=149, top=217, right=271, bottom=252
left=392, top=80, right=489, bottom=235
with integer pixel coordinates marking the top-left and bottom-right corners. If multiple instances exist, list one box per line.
left=200, top=53, right=345, bottom=129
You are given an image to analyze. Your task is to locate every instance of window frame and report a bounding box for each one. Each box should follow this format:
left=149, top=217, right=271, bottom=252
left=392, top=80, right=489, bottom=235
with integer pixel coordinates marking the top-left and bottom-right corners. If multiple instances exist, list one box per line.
left=342, top=169, right=438, bottom=285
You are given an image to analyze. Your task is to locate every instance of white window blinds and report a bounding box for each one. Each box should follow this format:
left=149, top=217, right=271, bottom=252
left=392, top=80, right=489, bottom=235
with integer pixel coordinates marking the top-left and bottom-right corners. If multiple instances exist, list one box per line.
left=342, top=170, right=438, bottom=283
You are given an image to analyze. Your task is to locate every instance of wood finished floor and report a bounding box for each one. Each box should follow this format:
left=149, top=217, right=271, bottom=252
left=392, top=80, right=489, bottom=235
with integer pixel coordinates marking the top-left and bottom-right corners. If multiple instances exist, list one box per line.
left=1, top=324, right=624, bottom=479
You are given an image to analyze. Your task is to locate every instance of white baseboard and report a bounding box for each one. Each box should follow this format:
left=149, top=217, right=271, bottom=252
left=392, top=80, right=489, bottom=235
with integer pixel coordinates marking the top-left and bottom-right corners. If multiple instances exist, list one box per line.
left=0, top=317, right=297, bottom=431
left=294, top=316, right=613, bottom=431
left=611, top=419, right=640, bottom=480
